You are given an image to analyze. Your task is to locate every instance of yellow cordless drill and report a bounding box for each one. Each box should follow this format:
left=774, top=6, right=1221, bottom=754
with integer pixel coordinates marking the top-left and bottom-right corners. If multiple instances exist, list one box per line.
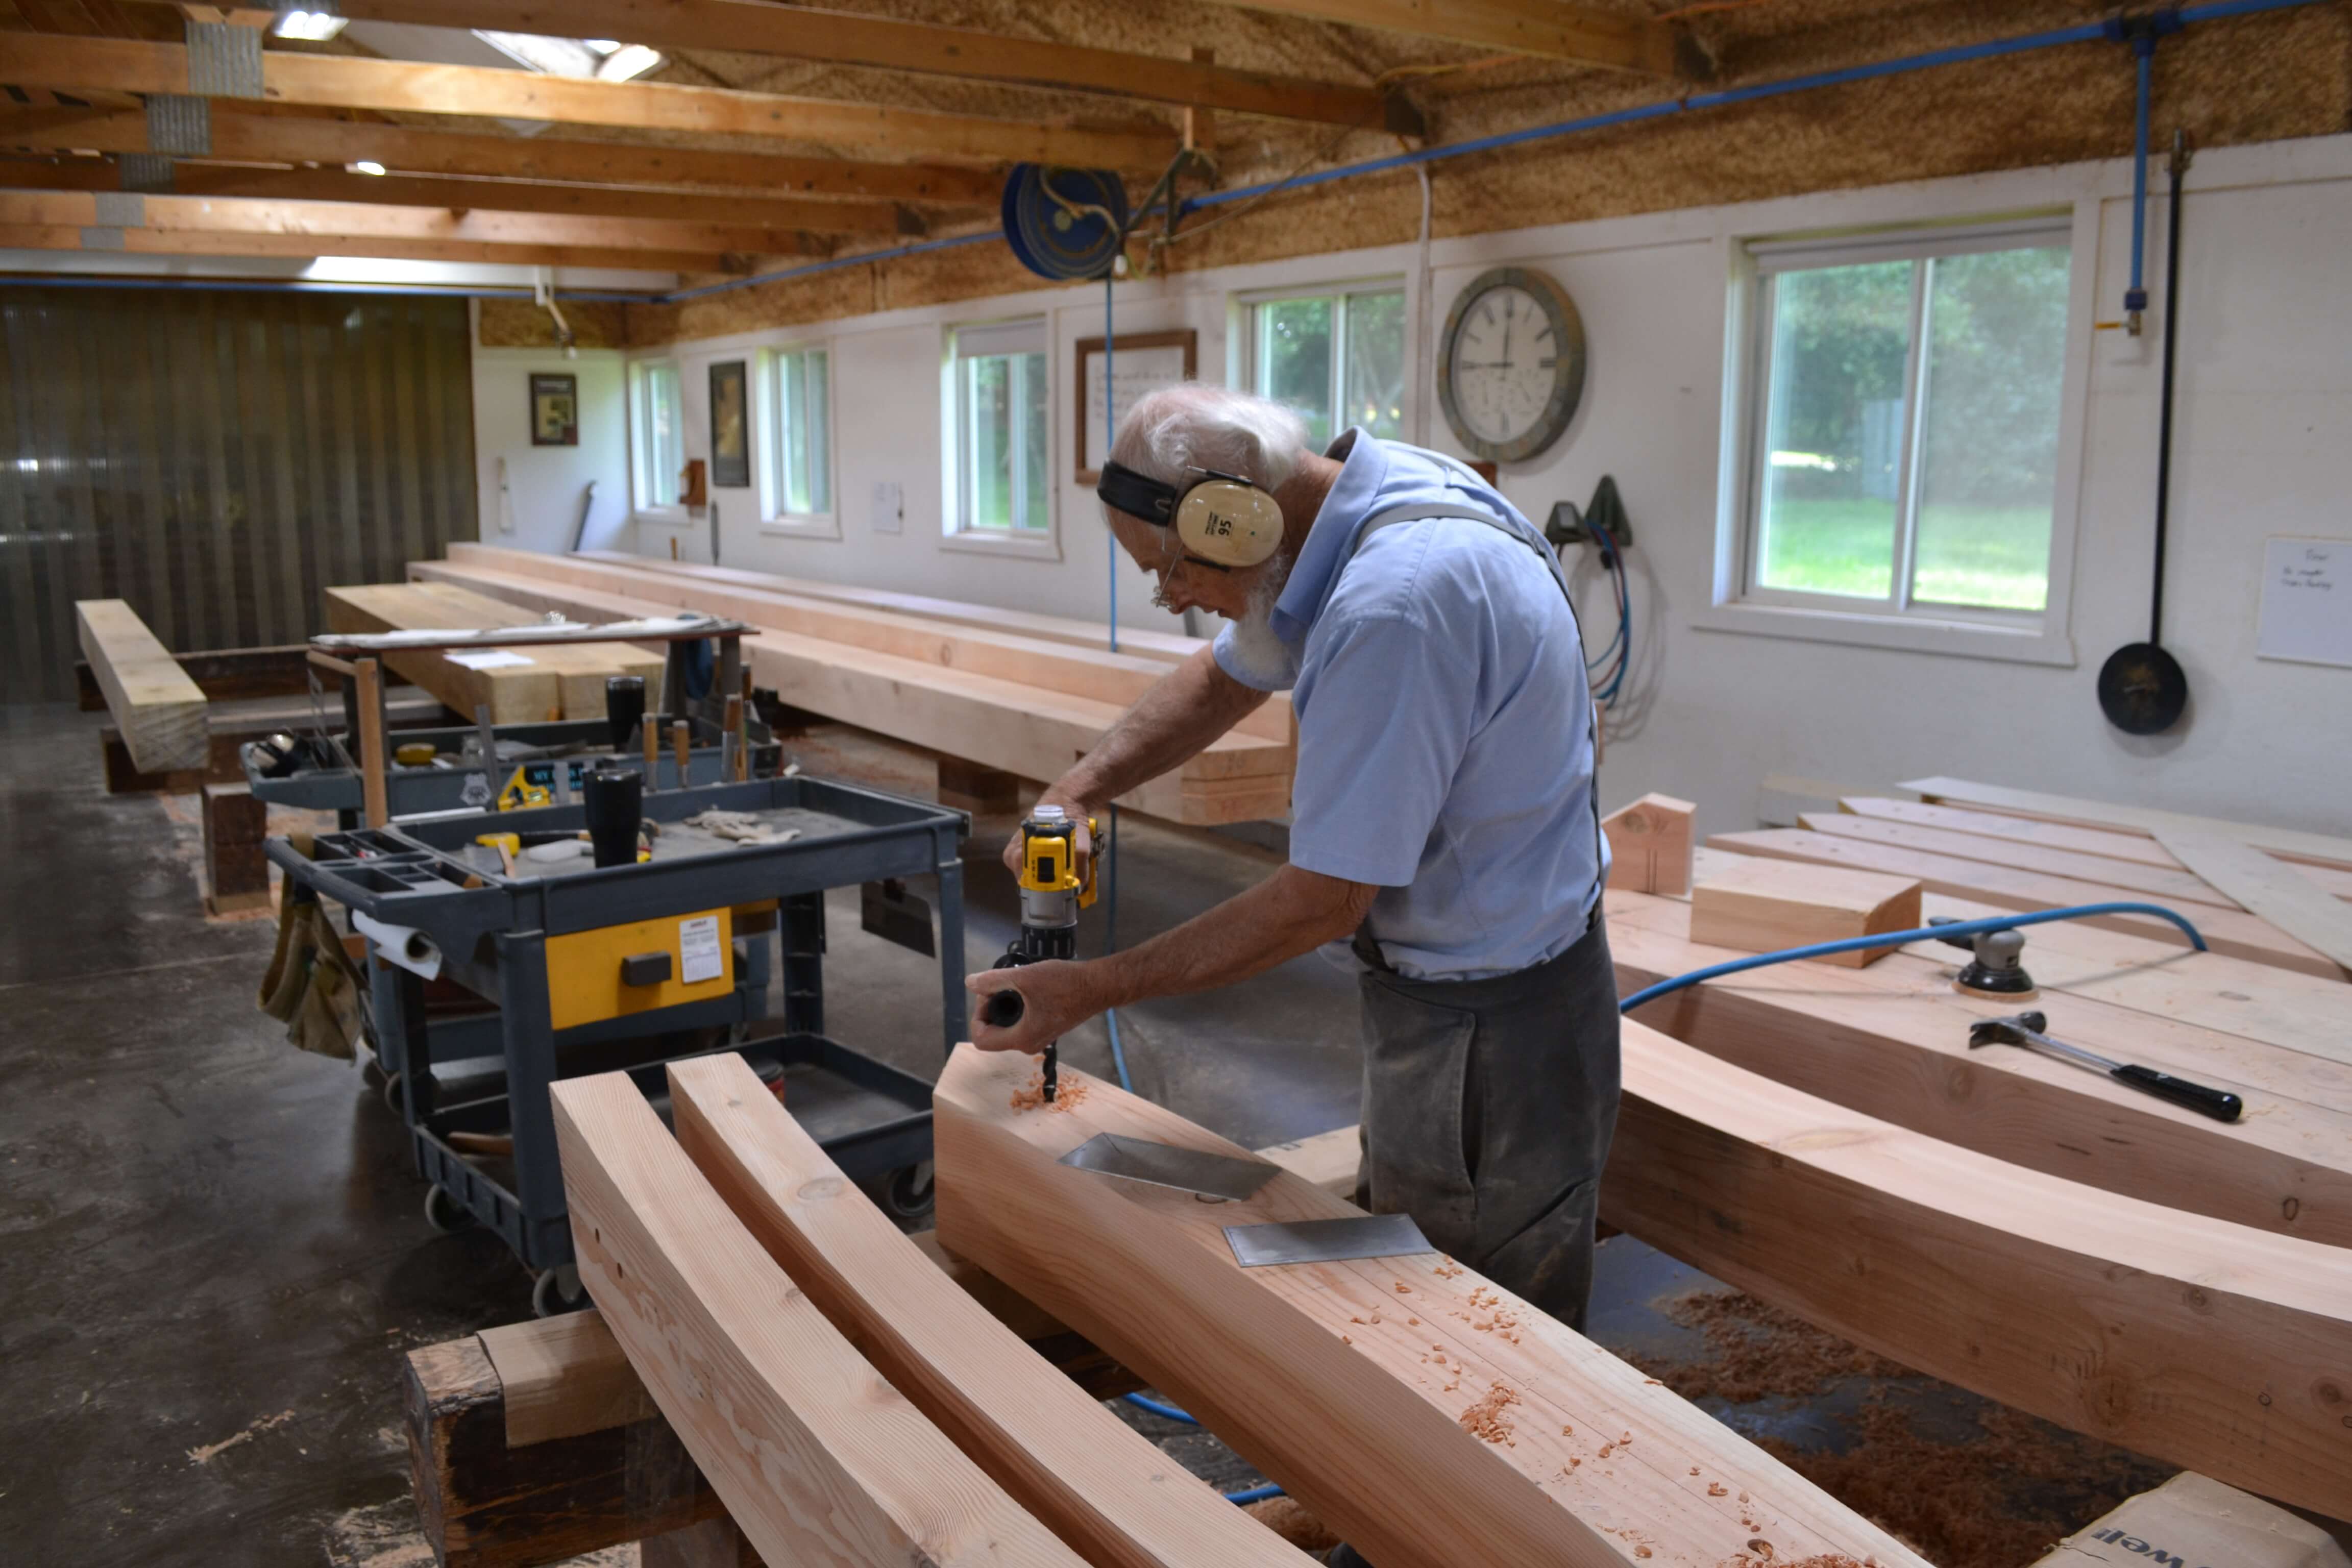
left=980, top=805, right=1098, bottom=1101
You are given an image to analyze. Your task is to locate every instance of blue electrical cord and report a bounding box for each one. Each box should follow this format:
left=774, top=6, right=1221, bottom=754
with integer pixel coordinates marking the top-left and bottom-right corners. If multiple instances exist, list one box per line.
left=1224, top=1483, right=1287, bottom=1506
left=1618, top=901, right=2207, bottom=1013
left=1122, top=1392, right=1199, bottom=1424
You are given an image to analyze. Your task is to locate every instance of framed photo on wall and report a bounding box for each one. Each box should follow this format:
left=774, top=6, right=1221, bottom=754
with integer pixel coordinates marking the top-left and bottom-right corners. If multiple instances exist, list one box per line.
left=1074, top=329, right=1196, bottom=484
left=709, top=359, right=750, bottom=487
left=529, top=373, right=578, bottom=447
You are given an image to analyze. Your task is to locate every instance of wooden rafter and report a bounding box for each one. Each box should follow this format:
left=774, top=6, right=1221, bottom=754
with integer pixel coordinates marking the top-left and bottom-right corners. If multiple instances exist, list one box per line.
left=0, top=188, right=815, bottom=257
left=0, top=105, right=1000, bottom=203
left=0, top=31, right=1180, bottom=167
left=0, top=156, right=923, bottom=233
left=0, top=223, right=732, bottom=272
left=1206, top=0, right=1687, bottom=77
left=143, top=0, right=1424, bottom=134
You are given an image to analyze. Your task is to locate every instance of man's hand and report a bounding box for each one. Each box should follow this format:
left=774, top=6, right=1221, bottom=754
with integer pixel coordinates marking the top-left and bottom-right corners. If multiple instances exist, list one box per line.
left=966, top=960, right=1101, bottom=1055
left=998, top=797, right=1094, bottom=880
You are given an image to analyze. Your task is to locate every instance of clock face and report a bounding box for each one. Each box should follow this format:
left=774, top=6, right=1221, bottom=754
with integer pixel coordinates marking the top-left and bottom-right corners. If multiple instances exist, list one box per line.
left=1437, top=268, right=1586, bottom=464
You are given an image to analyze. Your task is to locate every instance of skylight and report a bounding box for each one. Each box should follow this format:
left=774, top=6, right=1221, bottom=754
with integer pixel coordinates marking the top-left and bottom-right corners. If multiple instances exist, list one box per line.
left=473, top=32, right=664, bottom=83
left=273, top=9, right=348, bottom=41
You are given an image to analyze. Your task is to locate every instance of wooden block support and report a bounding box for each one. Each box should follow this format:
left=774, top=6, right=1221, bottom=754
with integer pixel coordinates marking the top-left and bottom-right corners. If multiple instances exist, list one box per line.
left=202, top=782, right=270, bottom=914
left=934, top=1044, right=1929, bottom=1568
left=937, top=757, right=1023, bottom=814
left=1601, top=792, right=1694, bottom=895
left=1689, top=854, right=1920, bottom=966
left=75, top=598, right=209, bottom=773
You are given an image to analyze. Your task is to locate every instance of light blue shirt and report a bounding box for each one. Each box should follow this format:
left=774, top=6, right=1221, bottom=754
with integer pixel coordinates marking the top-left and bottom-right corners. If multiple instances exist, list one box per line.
left=1214, top=430, right=1605, bottom=980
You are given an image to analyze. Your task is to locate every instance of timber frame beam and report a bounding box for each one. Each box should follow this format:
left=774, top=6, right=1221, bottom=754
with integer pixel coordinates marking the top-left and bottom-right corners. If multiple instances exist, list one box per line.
left=1202, top=0, right=1695, bottom=78
left=0, top=222, right=745, bottom=273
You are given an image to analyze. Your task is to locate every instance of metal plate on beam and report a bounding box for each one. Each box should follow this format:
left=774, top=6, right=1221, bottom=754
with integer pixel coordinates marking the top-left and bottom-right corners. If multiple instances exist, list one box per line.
left=1057, top=1132, right=1277, bottom=1203
left=1223, top=1213, right=1434, bottom=1268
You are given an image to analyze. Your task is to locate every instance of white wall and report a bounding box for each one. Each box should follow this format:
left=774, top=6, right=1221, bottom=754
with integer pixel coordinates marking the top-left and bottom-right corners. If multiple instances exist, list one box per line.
left=583, top=135, right=2352, bottom=839
left=471, top=334, right=635, bottom=555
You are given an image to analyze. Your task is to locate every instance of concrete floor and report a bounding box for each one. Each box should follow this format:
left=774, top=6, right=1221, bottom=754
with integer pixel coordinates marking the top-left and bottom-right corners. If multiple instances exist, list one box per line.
left=0, top=703, right=2194, bottom=1566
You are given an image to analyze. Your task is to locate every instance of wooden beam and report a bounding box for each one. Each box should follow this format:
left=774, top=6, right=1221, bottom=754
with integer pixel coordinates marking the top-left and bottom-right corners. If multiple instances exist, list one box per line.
left=1601, top=1020, right=2352, bottom=1517
left=323, top=583, right=661, bottom=724
left=933, top=1043, right=1930, bottom=1568
left=0, top=156, right=918, bottom=234
left=1200, top=0, right=1684, bottom=76
left=0, top=103, right=1000, bottom=203
left=1904, top=775, right=2352, bottom=872
left=0, top=188, right=820, bottom=255
left=0, top=32, right=1180, bottom=167
left=1605, top=889, right=2352, bottom=1245
left=1599, top=792, right=1692, bottom=896
left=1712, top=827, right=2349, bottom=982
left=548, top=1071, right=1091, bottom=1568
left=0, top=222, right=734, bottom=272
left=668, top=1052, right=1311, bottom=1568
left=74, top=598, right=207, bottom=772
left=1801, top=810, right=2247, bottom=910
left=286, top=0, right=1417, bottom=133
left=1688, top=853, right=1920, bottom=967
left=2156, top=829, right=2352, bottom=975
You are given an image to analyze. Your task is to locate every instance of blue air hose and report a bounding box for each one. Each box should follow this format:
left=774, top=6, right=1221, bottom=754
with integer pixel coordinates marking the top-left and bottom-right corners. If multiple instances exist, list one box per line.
left=1618, top=901, right=2206, bottom=1013
left=1123, top=1392, right=1198, bottom=1424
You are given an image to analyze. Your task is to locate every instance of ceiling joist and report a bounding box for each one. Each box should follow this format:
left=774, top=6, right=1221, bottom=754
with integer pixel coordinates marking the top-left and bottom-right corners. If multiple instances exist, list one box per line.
left=0, top=156, right=922, bottom=234
left=0, top=221, right=740, bottom=272
left=0, top=31, right=1181, bottom=167
left=207, top=0, right=1423, bottom=134
left=1214, top=0, right=1691, bottom=77
left=0, top=105, right=1001, bottom=203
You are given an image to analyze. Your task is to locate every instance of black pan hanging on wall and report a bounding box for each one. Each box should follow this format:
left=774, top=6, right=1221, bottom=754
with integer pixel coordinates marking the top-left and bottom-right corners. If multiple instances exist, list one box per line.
left=2098, top=130, right=2192, bottom=735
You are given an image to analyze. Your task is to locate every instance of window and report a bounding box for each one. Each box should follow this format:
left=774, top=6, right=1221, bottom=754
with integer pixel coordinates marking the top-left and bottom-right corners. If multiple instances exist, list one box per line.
left=632, top=360, right=683, bottom=513
left=1741, top=223, right=2071, bottom=618
left=948, top=318, right=1050, bottom=541
left=766, top=345, right=831, bottom=527
left=1244, top=285, right=1405, bottom=450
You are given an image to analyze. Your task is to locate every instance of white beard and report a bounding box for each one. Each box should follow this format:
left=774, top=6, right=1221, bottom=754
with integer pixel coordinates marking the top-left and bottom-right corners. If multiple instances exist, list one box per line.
left=1220, top=552, right=1296, bottom=688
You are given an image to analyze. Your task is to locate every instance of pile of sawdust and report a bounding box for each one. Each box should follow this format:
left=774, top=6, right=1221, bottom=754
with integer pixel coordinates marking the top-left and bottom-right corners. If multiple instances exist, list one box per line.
left=1009, top=1066, right=1089, bottom=1113
left=1642, top=1290, right=1912, bottom=1403
left=1242, top=1494, right=1339, bottom=1552
left=1456, top=1382, right=1521, bottom=1445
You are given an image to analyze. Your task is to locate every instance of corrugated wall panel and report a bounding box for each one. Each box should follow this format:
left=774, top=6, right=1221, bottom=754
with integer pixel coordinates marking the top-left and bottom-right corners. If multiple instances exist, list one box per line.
left=0, top=287, right=475, bottom=703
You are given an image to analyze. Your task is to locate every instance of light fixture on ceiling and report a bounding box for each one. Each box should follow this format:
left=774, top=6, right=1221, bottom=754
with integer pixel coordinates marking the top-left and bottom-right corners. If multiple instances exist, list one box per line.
left=474, top=31, right=664, bottom=83
left=348, top=160, right=387, bottom=176
left=273, top=9, right=348, bottom=41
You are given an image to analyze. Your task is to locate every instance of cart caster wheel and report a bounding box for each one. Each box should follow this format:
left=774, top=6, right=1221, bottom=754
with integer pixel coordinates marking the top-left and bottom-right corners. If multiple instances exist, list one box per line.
left=423, top=1184, right=473, bottom=1235
left=381, top=1071, right=406, bottom=1117
left=877, top=1161, right=935, bottom=1222
left=532, top=1265, right=585, bottom=1318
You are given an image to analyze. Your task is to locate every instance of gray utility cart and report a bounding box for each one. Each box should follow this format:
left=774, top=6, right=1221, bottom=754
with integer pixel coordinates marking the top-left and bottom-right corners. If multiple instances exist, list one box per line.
left=267, top=773, right=969, bottom=1316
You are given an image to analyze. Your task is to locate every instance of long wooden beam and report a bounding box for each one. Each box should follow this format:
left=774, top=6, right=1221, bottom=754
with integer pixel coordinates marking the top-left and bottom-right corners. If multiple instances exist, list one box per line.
left=0, top=220, right=733, bottom=271
left=0, top=188, right=818, bottom=256
left=0, top=155, right=920, bottom=234
left=74, top=599, right=207, bottom=773
left=1605, top=889, right=2352, bottom=1245
left=1600, top=1021, right=2352, bottom=1517
left=1905, top=774, right=2352, bottom=872
left=669, top=1052, right=1312, bottom=1568
left=0, top=32, right=1179, bottom=167
left=1798, top=809, right=2244, bottom=909
left=934, top=1043, right=1930, bottom=1568
left=0, top=104, right=1001, bottom=203
left=264, top=0, right=1418, bottom=133
left=549, top=1072, right=1091, bottom=1568
left=1203, top=0, right=1686, bottom=76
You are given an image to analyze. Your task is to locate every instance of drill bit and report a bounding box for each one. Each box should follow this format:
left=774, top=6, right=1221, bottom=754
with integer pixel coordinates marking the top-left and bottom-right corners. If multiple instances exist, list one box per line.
left=1042, top=1041, right=1058, bottom=1102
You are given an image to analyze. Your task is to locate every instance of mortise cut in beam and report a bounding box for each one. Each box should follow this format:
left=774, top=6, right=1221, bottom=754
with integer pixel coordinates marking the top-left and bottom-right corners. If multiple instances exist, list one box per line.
left=75, top=599, right=208, bottom=773
left=0, top=104, right=1001, bottom=204
left=550, top=1071, right=1089, bottom=1568
left=668, top=1052, right=1311, bottom=1568
left=1, top=32, right=1180, bottom=169
left=934, top=1043, right=1929, bottom=1568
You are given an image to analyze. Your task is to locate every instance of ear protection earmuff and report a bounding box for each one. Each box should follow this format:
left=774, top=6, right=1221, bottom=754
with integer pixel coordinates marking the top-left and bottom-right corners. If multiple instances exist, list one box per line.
left=1096, top=461, right=1286, bottom=571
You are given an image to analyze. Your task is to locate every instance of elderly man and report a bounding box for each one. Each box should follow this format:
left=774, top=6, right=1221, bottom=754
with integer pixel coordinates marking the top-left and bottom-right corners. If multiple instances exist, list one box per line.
left=968, top=382, right=1618, bottom=1336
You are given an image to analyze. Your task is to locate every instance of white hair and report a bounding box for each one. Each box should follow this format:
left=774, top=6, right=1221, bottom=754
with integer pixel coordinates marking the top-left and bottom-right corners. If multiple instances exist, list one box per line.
left=1105, top=384, right=1312, bottom=504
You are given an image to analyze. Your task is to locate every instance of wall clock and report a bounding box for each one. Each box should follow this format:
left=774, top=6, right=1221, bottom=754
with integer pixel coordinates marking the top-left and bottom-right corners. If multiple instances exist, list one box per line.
left=1436, top=266, right=1586, bottom=465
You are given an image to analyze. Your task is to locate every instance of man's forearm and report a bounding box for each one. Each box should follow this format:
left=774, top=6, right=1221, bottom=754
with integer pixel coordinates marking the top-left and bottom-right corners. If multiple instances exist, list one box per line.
left=1049, top=646, right=1269, bottom=810
left=1090, top=864, right=1377, bottom=1009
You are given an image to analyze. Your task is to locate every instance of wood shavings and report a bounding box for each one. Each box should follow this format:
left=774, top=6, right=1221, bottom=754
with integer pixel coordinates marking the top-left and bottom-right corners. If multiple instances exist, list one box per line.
left=1009, top=1068, right=1089, bottom=1113
left=1457, top=1383, right=1520, bottom=1444
left=1434, top=1258, right=1463, bottom=1279
left=1708, top=1482, right=1729, bottom=1497
left=1341, top=1335, right=1352, bottom=1344
left=1394, top=1281, right=1412, bottom=1293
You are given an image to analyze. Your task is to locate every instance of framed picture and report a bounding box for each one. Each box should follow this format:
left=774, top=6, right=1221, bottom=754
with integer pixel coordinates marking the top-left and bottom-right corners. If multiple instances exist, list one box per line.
left=529, top=373, right=577, bottom=447
left=708, top=359, right=750, bottom=488
left=1074, top=329, right=1196, bottom=484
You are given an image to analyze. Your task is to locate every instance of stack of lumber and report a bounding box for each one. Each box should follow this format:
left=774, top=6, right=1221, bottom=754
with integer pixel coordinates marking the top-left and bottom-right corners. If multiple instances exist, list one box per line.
left=75, top=599, right=208, bottom=775
left=321, top=579, right=663, bottom=725
left=1710, top=785, right=2352, bottom=982
left=413, top=544, right=1295, bottom=825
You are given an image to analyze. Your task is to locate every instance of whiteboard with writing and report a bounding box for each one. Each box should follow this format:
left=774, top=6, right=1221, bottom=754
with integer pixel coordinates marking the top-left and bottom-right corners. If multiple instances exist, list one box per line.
left=2256, top=536, right=2352, bottom=668
left=1082, top=344, right=1192, bottom=474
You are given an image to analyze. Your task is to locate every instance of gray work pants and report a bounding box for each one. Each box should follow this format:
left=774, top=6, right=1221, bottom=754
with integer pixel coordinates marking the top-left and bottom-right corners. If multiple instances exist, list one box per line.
left=1352, top=914, right=1620, bottom=1331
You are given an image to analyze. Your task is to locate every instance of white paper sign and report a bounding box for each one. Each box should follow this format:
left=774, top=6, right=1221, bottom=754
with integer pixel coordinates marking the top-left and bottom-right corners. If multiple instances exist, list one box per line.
left=678, top=914, right=724, bottom=984
left=1083, top=344, right=1192, bottom=474
left=2256, top=536, right=2352, bottom=668
left=447, top=649, right=536, bottom=670
left=869, top=479, right=903, bottom=535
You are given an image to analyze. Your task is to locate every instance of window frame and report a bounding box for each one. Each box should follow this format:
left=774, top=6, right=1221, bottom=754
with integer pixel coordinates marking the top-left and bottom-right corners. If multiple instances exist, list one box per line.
left=628, top=358, right=686, bottom=524
left=939, top=317, right=1059, bottom=560
left=758, top=339, right=839, bottom=541
left=1235, top=277, right=1408, bottom=450
left=1699, top=208, right=2095, bottom=666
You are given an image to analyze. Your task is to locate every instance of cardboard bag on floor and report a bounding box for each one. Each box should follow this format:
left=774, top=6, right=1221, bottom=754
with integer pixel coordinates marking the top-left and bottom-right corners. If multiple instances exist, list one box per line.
left=2033, top=1473, right=2349, bottom=1568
